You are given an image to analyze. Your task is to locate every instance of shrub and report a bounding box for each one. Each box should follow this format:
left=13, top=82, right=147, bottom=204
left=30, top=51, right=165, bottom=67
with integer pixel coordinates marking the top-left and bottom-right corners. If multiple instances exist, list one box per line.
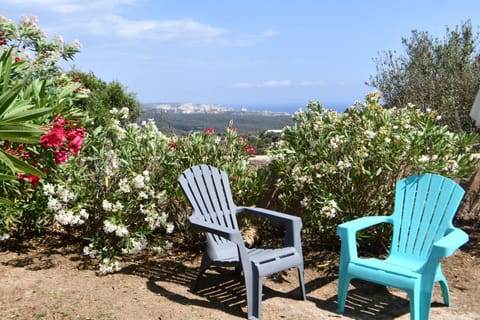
left=166, top=126, right=268, bottom=234
left=0, top=16, right=87, bottom=240
left=42, top=112, right=267, bottom=274
left=270, top=93, right=478, bottom=243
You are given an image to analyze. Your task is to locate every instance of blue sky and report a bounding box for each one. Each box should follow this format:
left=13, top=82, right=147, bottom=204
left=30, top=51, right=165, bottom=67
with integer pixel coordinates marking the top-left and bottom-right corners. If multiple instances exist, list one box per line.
left=1, top=0, right=480, bottom=109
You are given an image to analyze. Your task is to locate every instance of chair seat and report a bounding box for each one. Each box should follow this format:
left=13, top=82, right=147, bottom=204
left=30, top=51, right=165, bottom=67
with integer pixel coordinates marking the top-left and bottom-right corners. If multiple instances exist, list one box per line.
left=349, top=256, right=424, bottom=280
left=248, top=247, right=298, bottom=264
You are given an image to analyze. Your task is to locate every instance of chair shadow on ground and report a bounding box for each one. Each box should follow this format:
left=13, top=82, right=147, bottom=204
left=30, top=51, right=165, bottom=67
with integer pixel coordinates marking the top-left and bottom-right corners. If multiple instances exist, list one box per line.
left=123, top=258, right=426, bottom=319
left=126, top=258, right=319, bottom=318
left=312, top=279, right=448, bottom=320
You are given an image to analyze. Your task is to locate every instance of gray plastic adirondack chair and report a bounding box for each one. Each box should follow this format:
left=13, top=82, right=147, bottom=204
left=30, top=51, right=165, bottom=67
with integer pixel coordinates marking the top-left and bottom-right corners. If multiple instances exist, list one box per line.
left=336, top=173, right=469, bottom=320
left=178, top=165, right=306, bottom=320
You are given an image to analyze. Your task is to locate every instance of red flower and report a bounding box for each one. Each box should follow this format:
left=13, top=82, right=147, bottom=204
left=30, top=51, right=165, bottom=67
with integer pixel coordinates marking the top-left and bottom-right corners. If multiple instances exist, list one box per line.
left=68, top=135, right=83, bottom=154
left=54, top=149, right=69, bottom=164
left=169, top=140, right=176, bottom=149
left=245, top=145, right=256, bottom=155
left=14, top=57, right=21, bottom=63
left=4, top=143, right=29, bottom=159
left=203, top=127, right=215, bottom=134
left=41, top=115, right=85, bottom=162
left=53, top=114, right=67, bottom=128
left=67, top=128, right=85, bottom=155
left=0, top=31, right=6, bottom=46
left=27, top=175, right=40, bottom=186
left=40, top=127, right=67, bottom=148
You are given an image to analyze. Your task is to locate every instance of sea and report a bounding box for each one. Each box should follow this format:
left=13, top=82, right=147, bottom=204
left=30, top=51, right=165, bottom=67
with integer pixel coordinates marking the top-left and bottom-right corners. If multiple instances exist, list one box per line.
left=227, top=102, right=347, bottom=114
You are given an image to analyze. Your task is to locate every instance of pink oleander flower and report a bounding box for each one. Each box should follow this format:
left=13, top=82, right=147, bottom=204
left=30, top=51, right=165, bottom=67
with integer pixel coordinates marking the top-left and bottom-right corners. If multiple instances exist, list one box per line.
left=54, top=149, right=69, bottom=164
left=203, top=127, right=215, bottom=134
left=27, top=174, right=40, bottom=186
left=67, top=128, right=85, bottom=155
left=245, top=145, right=256, bottom=155
left=41, top=115, right=85, bottom=164
left=40, top=127, right=67, bottom=148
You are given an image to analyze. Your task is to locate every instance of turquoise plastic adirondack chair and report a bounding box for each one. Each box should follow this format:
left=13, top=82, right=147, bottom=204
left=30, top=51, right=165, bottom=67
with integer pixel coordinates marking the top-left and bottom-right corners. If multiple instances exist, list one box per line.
left=336, top=173, right=469, bottom=320
left=178, top=165, right=306, bottom=320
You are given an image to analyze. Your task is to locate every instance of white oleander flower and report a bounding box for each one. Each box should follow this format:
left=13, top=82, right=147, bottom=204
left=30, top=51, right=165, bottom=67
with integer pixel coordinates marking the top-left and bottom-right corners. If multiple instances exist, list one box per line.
left=113, top=201, right=124, bottom=212
left=138, top=191, right=149, bottom=199
left=102, top=200, right=113, bottom=212
left=42, top=183, right=55, bottom=196
left=122, top=236, right=147, bottom=255
left=0, top=233, right=10, bottom=241
left=165, top=223, right=175, bottom=234
left=119, top=178, right=131, bottom=193
left=47, top=198, right=62, bottom=211
left=83, top=243, right=97, bottom=258
left=132, top=174, right=145, bottom=190
left=115, top=225, right=129, bottom=237
left=418, top=155, right=430, bottom=163
left=98, top=258, right=121, bottom=275
left=103, top=220, right=116, bottom=234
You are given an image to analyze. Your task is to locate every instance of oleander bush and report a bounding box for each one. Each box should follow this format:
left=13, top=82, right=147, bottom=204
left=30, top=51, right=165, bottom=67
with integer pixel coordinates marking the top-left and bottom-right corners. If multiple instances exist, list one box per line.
left=44, top=111, right=267, bottom=274
left=0, top=15, right=87, bottom=239
left=270, top=92, right=478, bottom=245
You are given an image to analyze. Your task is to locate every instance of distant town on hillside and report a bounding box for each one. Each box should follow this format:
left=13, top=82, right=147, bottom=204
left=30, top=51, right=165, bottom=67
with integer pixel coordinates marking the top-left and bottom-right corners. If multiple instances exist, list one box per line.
left=141, top=102, right=291, bottom=116
left=139, top=103, right=293, bottom=135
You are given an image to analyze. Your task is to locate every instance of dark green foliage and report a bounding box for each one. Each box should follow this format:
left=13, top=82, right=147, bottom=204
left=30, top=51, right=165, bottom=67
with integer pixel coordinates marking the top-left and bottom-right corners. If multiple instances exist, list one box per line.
left=368, top=20, right=480, bottom=132
left=71, top=71, right=141, bottom=129
left=139, top=109, right=292, bottom=135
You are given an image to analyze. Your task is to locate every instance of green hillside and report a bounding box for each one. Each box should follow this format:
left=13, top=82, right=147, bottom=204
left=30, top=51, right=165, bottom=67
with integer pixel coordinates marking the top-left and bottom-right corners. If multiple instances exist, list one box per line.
left=139, top=110, right=293, bottom=135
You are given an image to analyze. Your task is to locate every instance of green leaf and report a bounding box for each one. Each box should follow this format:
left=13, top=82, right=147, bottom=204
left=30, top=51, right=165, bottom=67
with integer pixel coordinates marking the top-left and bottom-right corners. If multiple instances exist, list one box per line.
left=1, top=48, right=13, bottom=93
left=0, top=174, right=17, bottom=182
left=0, top=83, right=23, bottom=118
left=0, top=124, right=43, bottom=143
left=0, top=149, right=45, bottom=178
left=2, top=106, right=53, bottom=123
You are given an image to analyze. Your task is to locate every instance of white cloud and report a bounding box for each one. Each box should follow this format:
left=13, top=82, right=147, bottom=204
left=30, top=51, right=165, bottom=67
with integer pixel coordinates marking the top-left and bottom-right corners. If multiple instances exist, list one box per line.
left=93, top=15, right=229, bottom=43
left=2, top=0, right=277, bottom=46
left=233, top=82, right=256, bottom=89
left=3, top=0, right=141, bottom=14
left=261, top=80, right=291, bottom=88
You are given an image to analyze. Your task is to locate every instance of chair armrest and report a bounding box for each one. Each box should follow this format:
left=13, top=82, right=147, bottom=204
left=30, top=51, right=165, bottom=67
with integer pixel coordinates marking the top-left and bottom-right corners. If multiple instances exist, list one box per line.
left=236, top=206, right=303, bottom=250
left=337, top=215, right=393, bottom=260
left=431, top=227, right=469, bottom=259
left=337, top=215, right=393, bottom=236
left=236, top=206, right=302, bottom=224
left=189, top=216, right=244, bottom=244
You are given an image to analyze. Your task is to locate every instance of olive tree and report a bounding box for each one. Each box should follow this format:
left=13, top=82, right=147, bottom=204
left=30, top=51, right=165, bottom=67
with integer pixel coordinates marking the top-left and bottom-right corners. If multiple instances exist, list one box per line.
left=368, top=20, right=480, bottom=132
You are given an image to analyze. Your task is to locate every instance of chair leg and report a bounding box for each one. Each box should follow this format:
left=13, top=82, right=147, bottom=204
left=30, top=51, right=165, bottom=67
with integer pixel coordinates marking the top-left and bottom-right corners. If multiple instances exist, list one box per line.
left=408, top=289, right=420, bottom=320
left=248, top=272, right=263, bottom=320
left=297, top=265, right=307, bottom=300
left=409, top=287, right=434, bottom=320
left=438, top=279, right=451, bottom=306
left=193, top=254, right=211, bottom=291
left=336, top=272, right=351, bottom=314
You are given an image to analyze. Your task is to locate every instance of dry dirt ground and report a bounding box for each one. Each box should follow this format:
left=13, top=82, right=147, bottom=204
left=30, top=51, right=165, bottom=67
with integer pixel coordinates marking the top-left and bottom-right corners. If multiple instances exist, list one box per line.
left=0, top=220, right=479, bottom=320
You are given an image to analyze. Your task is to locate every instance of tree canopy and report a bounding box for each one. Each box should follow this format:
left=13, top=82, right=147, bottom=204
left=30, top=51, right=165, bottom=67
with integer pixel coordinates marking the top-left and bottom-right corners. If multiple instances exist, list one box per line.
left=71, top=71, right=141, bottom=129
left=368, top=20, right=480, bottom=132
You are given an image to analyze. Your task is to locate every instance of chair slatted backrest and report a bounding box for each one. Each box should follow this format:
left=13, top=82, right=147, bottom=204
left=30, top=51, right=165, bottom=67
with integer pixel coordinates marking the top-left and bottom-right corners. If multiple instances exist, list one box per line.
left=390, top=174, right=465, bottom=259
left=179, top=165, right=239, bottom=245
